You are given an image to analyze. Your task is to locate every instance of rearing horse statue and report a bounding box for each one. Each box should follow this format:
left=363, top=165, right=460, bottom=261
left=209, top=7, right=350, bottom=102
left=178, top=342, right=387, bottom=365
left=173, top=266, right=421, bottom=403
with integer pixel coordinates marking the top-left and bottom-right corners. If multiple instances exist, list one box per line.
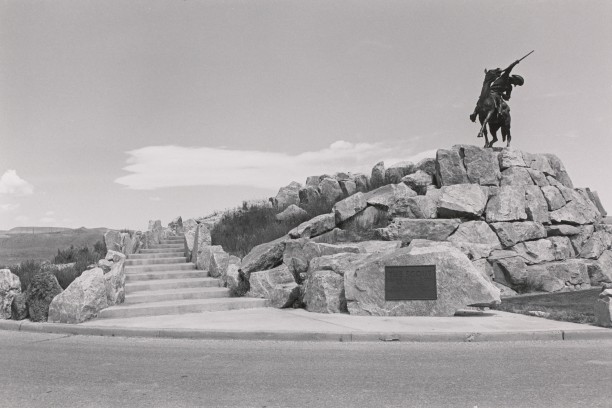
left=473, top=69, right=512, bottom=148
left=470, top=51, right=532, bottom=148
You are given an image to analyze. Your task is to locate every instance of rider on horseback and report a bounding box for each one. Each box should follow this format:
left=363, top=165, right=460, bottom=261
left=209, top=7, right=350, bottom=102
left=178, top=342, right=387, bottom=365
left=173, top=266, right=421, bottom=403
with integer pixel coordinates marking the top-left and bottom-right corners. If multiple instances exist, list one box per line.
left=469, top=60, right=524, bottom=122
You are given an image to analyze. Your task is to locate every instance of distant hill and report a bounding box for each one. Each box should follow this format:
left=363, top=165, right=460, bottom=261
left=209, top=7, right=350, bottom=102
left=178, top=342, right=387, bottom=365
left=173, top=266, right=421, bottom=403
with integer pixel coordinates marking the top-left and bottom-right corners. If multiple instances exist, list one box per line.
left=0, top=227, right=109, bottom=266
left=6, top=226, right=74, bottom=235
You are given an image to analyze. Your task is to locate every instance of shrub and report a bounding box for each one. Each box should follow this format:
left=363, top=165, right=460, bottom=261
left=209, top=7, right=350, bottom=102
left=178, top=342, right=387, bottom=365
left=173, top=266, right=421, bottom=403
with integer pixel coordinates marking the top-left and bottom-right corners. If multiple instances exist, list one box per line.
left=211, top=202, right=309, bottom=258
left=7, top=260, right=41, bottom=292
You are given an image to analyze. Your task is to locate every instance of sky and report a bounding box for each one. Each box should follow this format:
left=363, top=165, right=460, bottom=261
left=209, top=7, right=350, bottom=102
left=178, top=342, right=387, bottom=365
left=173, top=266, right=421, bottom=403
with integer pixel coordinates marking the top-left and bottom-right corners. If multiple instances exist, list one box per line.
left=1, top=0, right=610, bottom=231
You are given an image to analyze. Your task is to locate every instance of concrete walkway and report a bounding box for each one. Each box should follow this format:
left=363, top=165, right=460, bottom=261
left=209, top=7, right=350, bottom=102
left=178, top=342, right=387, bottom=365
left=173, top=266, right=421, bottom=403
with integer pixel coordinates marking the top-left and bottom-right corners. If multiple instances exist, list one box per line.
left=1, top=307, right=611, bottom=342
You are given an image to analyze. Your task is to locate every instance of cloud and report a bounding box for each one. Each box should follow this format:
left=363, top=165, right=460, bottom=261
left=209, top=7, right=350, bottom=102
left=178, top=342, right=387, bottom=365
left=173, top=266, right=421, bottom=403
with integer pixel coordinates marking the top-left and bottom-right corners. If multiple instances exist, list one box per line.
left=115, top=141, right=437, bottom=190
left=0, top=203, right=20, bottom=212
left=149, top=196, right=162, bottom=201
left=39, top=217, right=57, bottom=224
left=0, top=170, right=34, bottom=195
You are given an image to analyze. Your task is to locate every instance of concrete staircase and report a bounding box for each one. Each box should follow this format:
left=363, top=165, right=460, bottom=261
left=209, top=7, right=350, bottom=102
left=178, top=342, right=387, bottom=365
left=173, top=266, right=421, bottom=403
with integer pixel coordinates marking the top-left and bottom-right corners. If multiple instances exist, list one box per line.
left=98, top=236, right=267, bottom=319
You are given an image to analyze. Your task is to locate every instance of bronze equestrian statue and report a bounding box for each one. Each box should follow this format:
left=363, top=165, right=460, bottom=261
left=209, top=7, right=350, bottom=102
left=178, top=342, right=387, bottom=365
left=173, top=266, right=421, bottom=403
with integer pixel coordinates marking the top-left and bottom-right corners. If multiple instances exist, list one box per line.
left=470, top=51, right=532, bottom=148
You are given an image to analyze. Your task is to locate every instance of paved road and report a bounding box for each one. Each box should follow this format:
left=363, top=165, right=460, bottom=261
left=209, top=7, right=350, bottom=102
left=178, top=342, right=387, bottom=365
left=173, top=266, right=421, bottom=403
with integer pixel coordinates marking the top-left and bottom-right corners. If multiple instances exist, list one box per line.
left=1, top=331, right=611, bottom=408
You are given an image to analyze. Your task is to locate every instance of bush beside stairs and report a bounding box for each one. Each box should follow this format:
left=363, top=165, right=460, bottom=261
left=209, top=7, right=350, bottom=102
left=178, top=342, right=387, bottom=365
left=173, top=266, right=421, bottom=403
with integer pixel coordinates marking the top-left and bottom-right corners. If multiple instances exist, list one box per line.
left=98, top=236, right=268, bottom=319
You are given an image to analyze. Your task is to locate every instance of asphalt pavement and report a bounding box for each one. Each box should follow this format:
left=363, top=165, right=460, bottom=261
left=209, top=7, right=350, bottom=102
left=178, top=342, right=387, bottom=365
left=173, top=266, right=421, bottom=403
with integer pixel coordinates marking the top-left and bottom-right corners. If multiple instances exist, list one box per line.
left=1, top=330, right=611, bottom=407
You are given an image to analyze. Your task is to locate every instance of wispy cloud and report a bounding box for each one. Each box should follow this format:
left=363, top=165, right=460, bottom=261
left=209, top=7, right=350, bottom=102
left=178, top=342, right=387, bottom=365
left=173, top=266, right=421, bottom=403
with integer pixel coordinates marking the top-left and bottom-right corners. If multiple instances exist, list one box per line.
left=0, top=170, right=34, bottom=195
left=0, top=203, right=20, bottom=212
left=115, top=141, right=437, bottom=190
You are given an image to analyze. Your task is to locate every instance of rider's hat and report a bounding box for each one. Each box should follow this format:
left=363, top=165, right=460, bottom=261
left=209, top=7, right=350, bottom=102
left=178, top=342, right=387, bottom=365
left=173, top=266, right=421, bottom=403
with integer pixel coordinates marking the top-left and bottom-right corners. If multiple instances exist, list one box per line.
left=510, top=75, right=524, bottom=86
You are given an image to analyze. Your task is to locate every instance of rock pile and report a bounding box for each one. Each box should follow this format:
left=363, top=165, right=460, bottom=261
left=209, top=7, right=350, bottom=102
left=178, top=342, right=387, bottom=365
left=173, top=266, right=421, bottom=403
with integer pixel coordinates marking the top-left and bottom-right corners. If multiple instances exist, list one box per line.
left=247, top=145, right=609, bottom=316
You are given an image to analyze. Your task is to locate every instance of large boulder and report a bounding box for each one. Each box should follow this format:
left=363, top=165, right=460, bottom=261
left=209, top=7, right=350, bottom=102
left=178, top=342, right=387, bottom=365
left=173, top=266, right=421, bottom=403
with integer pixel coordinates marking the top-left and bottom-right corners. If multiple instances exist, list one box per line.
left=542, top=153, right=573, bottom=188
left=489, top=221, right=547, bottom=248
left=570, top=225, right=595, bottom=254
left=104, top=252, right=126, bottom=306
left=525, top=260, right=591, bottom=292
left=283, top=240, right=361, bottom=280
left=272, top=181, right=302, bottom=211
left=275, top=204, right=308, bottom=222
left=192, top=226, right=213, bottom=269
left=11, top=293, right=28, bottom=320
left=0, top=269, right=21, bottom=319
left=289, top=213, right=336, bottom=239
left=509, top=239, right=557, bottom=265
left=26, top=271, right=63, bottom=322
left=370, top=161, right=386, bottom=189
left=584, top=250, right=612, bottom=286
left=376, top=218, right=461, bottom=245
left=208, top=247, right=231, bottom=278
left=499, top=148, right=527, bottom=169
left=303, top=271, right=347, bottom=313
left=240, top=236, right=288, bottom=276
left=363, top=183, right=417, bottom=212
left=435, top=148, right=469, bottom=186
left=525, top=185, right=550, bottom=224
left=48, top=268, right=109, bottom=324
left=462, top=146, right=501, bottom=186
left=351, top=173, right=370, bottom=193
left=594, top=290, right=612, bottom=327
left=582, top=188, right=607, bottom=217
left=485, top=185, right=527, bottom=222
left=247, top=264, right=299, bottom=308
left=299, top=186, right=322, bottom=206
left=343, top=244, right=500, bottom=316
left=221, top=256, right=242, bottom=292
left=401, top=170, right=434, bottom=195
left=391, top=195, right=438, bottom=219
left=500, top=167, right=534, bottom=186
left=385, top=161, right=415, bottom=184
left=333, top=192, right=367, bottom=224
left=339, top=206, right=389, bottom=232
left=437, top=184, right=487, bottom=218
left=549, top=189, right=601, bottom=225
left=579, top=231, right=611, bottom=259
left=447, top=221, right=501, bottom=260
left=183, top=218, right=199, bottom=257
left=168, top=216, right=183, bottom=236
left=103, top=230, right=122, bottom=253
left=318, top=178, right=344, bottom=204
left=541, top=186, right=566, bottom=211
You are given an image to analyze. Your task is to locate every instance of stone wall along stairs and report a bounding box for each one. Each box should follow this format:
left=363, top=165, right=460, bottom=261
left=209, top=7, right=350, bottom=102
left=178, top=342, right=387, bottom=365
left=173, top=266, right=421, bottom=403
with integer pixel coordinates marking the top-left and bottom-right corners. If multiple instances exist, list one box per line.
left=98, top=236, right=267, bottom=319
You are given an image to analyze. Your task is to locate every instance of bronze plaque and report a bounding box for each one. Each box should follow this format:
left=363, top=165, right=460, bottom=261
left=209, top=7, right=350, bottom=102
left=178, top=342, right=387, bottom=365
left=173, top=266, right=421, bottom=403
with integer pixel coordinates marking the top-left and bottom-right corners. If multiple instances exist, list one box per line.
left=385, top=265, right=437, bottom=301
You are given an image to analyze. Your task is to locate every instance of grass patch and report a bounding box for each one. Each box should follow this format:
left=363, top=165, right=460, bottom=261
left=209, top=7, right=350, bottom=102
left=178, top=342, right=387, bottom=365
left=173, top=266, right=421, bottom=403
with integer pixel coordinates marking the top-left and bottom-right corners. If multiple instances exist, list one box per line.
left=4, top=240, right=107, bottom=291
left=492, top=288, right=601, bottom=325
left=211, top=200, right=333, bottom=258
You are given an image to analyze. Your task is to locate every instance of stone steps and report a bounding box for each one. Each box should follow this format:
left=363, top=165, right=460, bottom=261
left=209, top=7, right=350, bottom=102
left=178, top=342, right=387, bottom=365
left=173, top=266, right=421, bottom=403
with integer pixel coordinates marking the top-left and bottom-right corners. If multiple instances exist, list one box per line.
left=125, top=257, right=187, bottom=266
left=96, top=235, right=270, bottom=320
left=125, top=263, right=196, bottom=273
left=125, top=277, right=221, bottom=292
left=98, top=297, right=269, bottom=319
left=124, top=287, right=231, bottom=304
left=126, top=270, right=208, bottom=282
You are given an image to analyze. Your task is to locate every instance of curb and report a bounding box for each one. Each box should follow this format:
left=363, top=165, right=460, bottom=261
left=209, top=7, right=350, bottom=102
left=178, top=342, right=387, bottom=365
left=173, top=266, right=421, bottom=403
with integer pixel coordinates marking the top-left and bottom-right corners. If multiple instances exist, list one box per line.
left=1, top=320, right=611, bottom=342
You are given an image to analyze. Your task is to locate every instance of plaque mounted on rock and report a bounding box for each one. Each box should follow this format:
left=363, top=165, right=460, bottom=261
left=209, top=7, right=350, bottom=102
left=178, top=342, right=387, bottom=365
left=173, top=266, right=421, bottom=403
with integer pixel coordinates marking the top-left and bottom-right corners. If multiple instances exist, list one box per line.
left=385, top=265, right=437, bottom=301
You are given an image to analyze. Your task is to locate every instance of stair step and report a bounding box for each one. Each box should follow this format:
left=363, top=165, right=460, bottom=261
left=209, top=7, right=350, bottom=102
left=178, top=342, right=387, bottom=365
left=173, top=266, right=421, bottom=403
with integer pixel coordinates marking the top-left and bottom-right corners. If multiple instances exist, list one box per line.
left=126, top=277, right=221, bottom=292
left=161, top=239, right=184, bottom=244
left=128, top=252, right=186, bottom=259
left=151, top=243, right=184, bottom=249
left=138, top=248, right=185, bottom=254
left=126, top=270, right=208, bottom=282
left=124, top=287, right=230, bottom=304
left=98, top=297, right=269, bottom=319
left=125, top=263, right=195, bottom=273
left=125, top=257, right=187, bottom=266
